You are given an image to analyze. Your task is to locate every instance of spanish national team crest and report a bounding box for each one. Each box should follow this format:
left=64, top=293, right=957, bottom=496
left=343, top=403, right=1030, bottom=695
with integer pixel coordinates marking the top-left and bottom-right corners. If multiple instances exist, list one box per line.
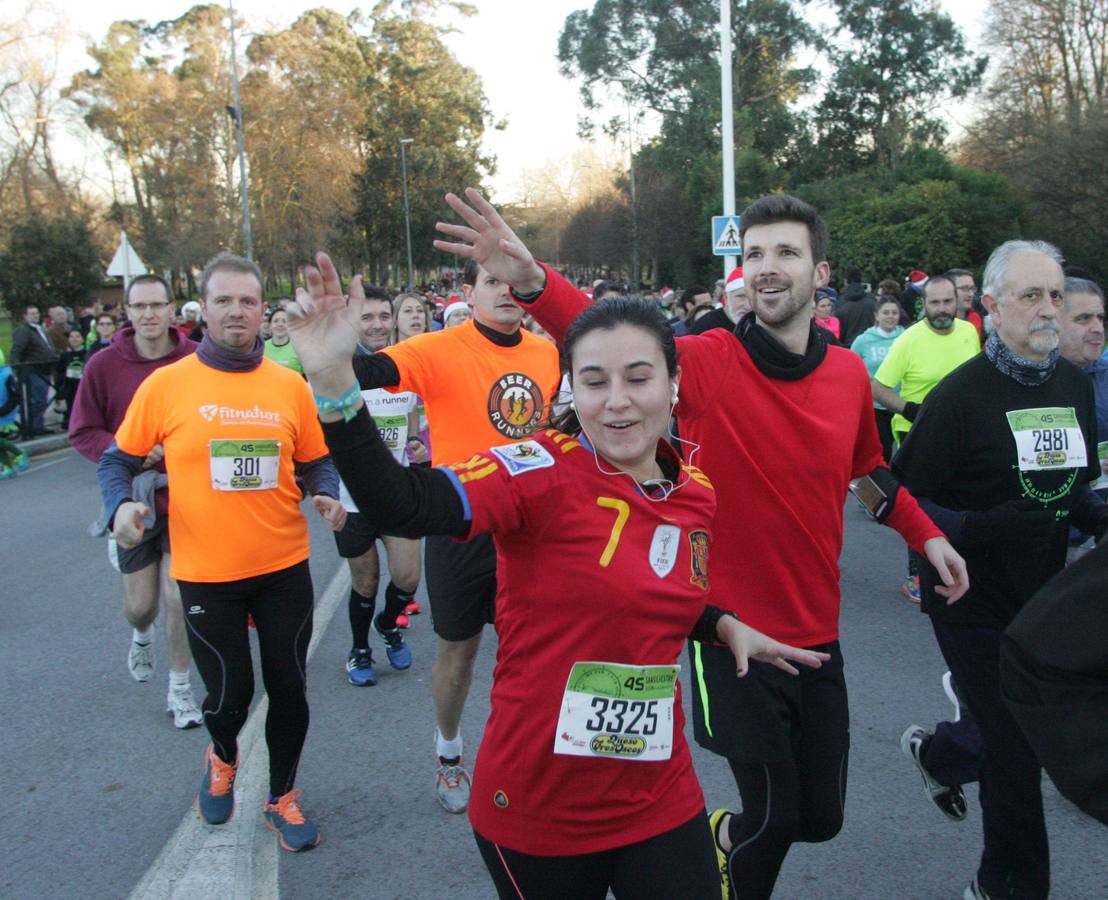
left=489, top=440, right=555, bottom=476
left=688, top=530, right=709, bottom=590
left=488, top=373, right=545, bottom=439
left=649, top=525, right=681, bottom=578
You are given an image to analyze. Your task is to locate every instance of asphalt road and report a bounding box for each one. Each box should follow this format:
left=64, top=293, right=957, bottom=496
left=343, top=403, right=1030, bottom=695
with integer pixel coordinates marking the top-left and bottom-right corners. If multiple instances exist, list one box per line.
left=2, top=447, right=1104, bottom=899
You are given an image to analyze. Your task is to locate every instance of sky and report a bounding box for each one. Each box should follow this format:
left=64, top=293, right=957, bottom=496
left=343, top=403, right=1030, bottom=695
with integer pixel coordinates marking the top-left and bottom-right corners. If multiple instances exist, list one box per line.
left=43, top=0, right=992, bottom=203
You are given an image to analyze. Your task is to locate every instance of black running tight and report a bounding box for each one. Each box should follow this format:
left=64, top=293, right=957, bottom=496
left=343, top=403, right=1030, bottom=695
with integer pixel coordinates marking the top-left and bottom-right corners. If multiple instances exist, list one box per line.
left=474, top=809, right=720, bottom=899
left=724, top=753, right=848, bottom=900
left=178, top=560, right=314, bottom=797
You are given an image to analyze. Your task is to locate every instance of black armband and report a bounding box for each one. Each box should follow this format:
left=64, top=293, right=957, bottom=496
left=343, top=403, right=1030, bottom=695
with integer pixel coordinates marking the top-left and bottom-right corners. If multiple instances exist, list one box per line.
left=689, top=605, right=739, bottom=644
left=901, top=401, right=921, bottom=422
left=509, top=284, right=544, bottom=303
left=849, top=466, right=900, bottom=524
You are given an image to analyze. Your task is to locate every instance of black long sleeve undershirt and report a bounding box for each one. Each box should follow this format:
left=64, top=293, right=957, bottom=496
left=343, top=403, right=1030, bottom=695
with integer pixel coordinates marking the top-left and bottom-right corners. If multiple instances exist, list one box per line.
left=321, top=405, right=467, bottom=538
left=352, top=352, right=402, bottom=391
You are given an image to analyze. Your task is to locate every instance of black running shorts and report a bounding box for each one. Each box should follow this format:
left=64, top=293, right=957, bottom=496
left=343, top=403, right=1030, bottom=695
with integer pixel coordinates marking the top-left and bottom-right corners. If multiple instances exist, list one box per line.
left=689, top=638, right=849, bottom=763
left=332, top=511, right=381, bottom=559
left=424, top=532, right=496, bottom=642
left=115, top=517, right=170, bottom=575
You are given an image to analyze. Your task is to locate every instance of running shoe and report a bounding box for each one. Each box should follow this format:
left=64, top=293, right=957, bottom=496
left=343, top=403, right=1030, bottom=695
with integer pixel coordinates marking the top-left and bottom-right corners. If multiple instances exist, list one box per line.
left=263, top=789, right=320, bottom=852
left=708, top=808, right=732, bottom=900
left=197, top=744, right=238, bottom=825
left=943, top=671, right=962, bottom=722
left=128, top=640, right=154, bottom=683
left=374, top=614, right=412, bottom=670
left=963, top=876, right=993, bottom=899
left=167, top=686, right=203, bottom=729
left=900, top=575, right=921, bottom=604
left=435, top=758, right=471, bottom=813
left=395, top=613, right=411, bottom=629
left=900, top=725, right=968, bottom=821
left=404, top=599, right=422, bottom=617
left=346, top=648, right=378, bottom=686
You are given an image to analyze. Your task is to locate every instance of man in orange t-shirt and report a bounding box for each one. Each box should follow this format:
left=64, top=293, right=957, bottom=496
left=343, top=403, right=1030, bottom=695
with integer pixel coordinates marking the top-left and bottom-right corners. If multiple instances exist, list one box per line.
left=352, top=258, right=561, bottom=813
left=98, top=253, right=345, bottom=854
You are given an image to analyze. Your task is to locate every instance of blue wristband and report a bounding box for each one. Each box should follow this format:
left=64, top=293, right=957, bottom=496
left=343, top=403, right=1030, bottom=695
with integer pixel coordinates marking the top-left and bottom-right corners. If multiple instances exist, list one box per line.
left=315, top=385, right=361, bottom=422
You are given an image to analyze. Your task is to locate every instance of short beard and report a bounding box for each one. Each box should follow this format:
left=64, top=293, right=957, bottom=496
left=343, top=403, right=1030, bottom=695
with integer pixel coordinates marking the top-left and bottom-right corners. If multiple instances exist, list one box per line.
left=927, top=314, right=954, bottom=330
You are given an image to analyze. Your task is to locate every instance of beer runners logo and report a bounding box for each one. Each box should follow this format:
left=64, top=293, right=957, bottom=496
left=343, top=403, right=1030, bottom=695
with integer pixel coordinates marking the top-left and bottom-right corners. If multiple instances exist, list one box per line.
left=487, top=373, right=545, bottom=439
left=197, top=404, right=281, bottom=428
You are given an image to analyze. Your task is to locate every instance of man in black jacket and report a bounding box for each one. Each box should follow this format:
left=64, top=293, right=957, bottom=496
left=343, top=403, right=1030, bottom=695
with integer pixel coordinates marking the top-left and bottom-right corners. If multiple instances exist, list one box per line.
left=836, top=266, right=876, bottom=347
left=10, top=304, right=59, bottom=435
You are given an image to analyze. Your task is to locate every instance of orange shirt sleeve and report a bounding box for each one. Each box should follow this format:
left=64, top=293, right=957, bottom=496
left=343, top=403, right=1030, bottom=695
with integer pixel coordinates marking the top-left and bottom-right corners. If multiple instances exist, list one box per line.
left=381, top=335, right=433, bottom=396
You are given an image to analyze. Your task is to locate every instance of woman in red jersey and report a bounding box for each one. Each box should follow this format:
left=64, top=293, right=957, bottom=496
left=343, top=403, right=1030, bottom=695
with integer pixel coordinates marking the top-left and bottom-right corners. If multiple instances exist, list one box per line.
left=290, top=253, right=829, bottom=900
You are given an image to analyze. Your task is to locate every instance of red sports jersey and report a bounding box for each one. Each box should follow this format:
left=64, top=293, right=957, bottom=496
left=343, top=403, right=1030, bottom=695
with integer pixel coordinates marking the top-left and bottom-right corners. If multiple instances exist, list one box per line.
left=441, top=429, right=716, bottom=855
left=527, top=265, right=941, bottom=646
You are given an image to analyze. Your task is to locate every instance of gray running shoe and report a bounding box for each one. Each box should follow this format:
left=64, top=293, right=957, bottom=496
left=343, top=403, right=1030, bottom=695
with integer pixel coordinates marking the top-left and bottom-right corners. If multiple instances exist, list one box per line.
left=167, top=686, right=203, bottom=729
left=435, top=758, right=471, bottom=814
left=901, top=725, right=968, bottom=821
left=128, top=640, right=154, bottom=683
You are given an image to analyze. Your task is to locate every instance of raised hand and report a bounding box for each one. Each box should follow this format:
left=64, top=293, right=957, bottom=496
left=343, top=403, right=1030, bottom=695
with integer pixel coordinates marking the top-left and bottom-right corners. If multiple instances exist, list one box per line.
left=433, top=188, right=547, bottom=293
left=287, top=251, right=362, bottom=391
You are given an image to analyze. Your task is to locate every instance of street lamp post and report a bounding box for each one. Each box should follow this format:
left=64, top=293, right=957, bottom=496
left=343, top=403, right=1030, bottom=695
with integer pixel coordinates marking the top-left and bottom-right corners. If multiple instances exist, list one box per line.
left=400, top=138, right=415, bottom=291
left=720, top=0, right=737, bottom=278
left=228, top=0, right=253, bottom=260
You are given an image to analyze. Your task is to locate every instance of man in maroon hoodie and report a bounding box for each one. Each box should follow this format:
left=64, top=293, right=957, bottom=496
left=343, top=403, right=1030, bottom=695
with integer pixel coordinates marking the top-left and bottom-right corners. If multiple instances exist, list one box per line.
left=69, top=274, right=202, bottom=729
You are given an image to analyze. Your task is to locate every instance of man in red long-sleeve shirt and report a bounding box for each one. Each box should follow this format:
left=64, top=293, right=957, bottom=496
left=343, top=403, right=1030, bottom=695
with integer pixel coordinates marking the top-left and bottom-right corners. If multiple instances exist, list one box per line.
left=434, top=189, right=968, bottom=900
left=69, top=274, right=201, bottom=729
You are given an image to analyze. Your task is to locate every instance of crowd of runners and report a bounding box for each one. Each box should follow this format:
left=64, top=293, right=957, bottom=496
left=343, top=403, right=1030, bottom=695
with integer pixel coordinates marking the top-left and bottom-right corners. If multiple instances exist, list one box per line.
left=3, top=186, right=1105, bottom=899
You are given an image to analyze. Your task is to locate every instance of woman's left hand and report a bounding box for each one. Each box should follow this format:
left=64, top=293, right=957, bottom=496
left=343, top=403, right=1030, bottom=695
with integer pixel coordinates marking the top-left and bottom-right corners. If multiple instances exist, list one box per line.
left=717, top=615, right=832, bottom=677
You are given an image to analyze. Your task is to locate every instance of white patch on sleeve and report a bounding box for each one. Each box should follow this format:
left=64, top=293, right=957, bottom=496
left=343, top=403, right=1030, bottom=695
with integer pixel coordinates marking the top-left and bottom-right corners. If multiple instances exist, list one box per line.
left=488, top=440, right=556, bottom=476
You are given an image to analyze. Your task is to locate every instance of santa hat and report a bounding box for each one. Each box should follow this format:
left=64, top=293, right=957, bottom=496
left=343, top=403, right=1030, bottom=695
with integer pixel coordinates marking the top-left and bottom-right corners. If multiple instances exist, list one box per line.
left=660, top=288, right=674, bottom=301
left=725, top=267, right=745, bottom=294
left=443, top=300, right=470, bottom=322
left=908, top=270, right=928, bottom=287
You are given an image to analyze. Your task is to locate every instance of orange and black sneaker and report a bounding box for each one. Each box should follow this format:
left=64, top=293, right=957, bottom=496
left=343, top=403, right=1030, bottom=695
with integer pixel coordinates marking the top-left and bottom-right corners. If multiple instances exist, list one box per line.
left=197, top=744, right=238, bottom=824
left=263, top=789, right=320, bottom=852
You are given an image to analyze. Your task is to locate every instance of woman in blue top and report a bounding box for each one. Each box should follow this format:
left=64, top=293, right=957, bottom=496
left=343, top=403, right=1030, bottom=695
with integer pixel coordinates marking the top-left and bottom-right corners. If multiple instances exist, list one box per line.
left=850, top=297, right=904, bottom=463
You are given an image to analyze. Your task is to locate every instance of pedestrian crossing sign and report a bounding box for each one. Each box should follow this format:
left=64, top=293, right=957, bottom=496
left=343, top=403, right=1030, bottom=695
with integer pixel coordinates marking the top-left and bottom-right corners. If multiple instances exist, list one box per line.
left=712, top=215, right=742, bottom=256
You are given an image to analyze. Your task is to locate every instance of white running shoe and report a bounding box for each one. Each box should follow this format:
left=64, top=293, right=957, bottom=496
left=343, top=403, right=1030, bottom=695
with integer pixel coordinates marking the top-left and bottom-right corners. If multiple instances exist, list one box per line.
left=167, top=687, right=203, bottom=729
left=942, top=671, right=962, bottom=722
left=128, top=640, right=154, bottom=683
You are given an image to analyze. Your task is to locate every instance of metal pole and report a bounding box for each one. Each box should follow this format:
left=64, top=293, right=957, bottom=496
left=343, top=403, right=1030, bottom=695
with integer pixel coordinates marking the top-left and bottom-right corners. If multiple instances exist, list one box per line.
left=228, top=0, right=253, bottom=260
left=627, top=101, right=639, bottom=290
left=720, top=0, right=737, bottom=277
left=400, top=138, right=415, bottom=291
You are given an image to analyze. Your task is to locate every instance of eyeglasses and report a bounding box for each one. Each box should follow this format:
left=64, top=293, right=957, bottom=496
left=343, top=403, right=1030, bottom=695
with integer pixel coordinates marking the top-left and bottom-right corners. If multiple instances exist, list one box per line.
left=128, top=301, right=171, bottom=314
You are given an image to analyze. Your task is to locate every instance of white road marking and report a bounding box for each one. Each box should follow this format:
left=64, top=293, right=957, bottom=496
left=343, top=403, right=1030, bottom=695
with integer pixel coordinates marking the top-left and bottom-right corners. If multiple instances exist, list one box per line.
left=128, top=562, right=352, bottom=900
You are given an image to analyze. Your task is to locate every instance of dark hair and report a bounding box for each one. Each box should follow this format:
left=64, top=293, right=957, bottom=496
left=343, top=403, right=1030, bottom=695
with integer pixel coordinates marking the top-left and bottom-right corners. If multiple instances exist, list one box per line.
left=200, top=252, right=263, bottom=301
left=845, top=265, right=863, bottom=284
left=677, top=287, right=709, bottom=310
left=593, top=280, right=622, bottom=299
left=552, top=296, right=678, bottom=436
left=125, top=273, right=173, bottom=305
left=739, top=194, right=828, bottom=263
left=463, top=258, right=480, bottom=286
left=944, top=268, right=973, bottom=282
left=362, top=285, right=392, bottom=304
left=923, top=274, right=957, bottom=298
left=1064, top=276, right=1105, bottom=305
left=876, top=295, right=901, bottom=310
left=877, top=278, right=900, bottom=296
